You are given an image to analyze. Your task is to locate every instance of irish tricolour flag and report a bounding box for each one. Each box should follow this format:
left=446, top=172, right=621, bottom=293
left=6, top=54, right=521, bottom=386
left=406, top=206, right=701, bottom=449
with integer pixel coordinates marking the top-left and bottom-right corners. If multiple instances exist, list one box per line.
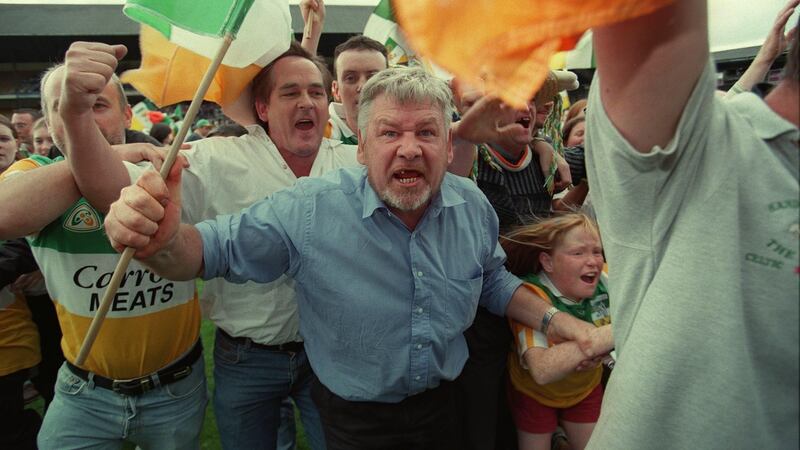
left=363, top=0, right=414, bottom=66
left=121, top=0, right=292, bottom=125
left=363, top=0, right=451, bottom=80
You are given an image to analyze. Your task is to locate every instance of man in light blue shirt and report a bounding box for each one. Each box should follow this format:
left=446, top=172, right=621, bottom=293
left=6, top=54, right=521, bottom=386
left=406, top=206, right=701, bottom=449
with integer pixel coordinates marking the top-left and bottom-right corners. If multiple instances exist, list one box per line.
left=105, top=67, right=600, bottom=449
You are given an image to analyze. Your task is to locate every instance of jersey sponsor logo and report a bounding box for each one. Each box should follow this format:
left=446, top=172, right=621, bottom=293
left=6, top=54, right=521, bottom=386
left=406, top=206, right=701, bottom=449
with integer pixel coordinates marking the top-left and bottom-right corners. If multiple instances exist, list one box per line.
left=72, top=265, right=181, bottom=314
left=64, top=203, right=102, bottom=233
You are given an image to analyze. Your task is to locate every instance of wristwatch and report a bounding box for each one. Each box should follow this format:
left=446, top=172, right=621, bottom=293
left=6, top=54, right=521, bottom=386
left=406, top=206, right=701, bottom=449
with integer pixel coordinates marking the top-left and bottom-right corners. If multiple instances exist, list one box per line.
left=541, top=306, right=560, bottom=336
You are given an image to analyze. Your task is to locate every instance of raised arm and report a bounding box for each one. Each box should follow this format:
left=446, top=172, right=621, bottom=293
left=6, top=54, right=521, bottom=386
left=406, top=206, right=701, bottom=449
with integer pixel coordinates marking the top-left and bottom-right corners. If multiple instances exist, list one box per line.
left=727, top=0, right=799, bottom=97
left=59, top=41, right=137, bottom=213
left=300, top=0, right=326, bottom=55
left=593, top=0, right=709, bottom=152
left=449, top=94, right=528, bottom=178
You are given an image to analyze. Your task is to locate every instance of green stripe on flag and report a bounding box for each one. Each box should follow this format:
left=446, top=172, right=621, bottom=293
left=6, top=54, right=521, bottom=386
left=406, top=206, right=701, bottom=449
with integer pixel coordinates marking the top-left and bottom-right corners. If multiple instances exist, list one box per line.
left=373, top=0, right=395, bottom=21
left=124, top=0, right=255, bottom=38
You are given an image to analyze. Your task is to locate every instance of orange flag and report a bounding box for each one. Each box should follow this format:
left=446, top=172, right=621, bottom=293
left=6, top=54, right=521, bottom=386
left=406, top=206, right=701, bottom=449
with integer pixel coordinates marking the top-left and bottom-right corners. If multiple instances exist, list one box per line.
left=393, top=0, right=674, bottom=108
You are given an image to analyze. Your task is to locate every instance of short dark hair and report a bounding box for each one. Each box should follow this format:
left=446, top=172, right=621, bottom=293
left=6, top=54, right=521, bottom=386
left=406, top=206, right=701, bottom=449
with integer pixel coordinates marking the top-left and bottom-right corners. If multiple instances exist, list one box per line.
left=149, top=122, right=172, bottom=144
left=251, top=41, right=328, bottom=130
left=783, top=16, right=799, bottom=82
left=12, top=108, right=42, bottom=120
left=207, top=123, right=248, bottom=138
left=333, top=35, right=388, bottom=77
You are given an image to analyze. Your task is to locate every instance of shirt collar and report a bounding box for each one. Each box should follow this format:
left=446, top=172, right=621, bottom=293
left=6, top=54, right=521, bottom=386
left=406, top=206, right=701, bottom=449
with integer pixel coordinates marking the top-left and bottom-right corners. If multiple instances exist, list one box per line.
left=538, top=272, right=579, bottom=305
left=329, top=102, right=356, bottom=138
left=361, top=171, right=466, bottom=219
left=728, top=92, right=800, bottom=141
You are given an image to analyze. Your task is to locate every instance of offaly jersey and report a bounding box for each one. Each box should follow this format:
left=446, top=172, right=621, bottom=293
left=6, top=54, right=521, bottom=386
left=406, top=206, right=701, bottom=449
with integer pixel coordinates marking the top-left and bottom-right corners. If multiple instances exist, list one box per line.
left=1, top=156, right=200, bottom=379
left=0, top=284, right=40, bottom=376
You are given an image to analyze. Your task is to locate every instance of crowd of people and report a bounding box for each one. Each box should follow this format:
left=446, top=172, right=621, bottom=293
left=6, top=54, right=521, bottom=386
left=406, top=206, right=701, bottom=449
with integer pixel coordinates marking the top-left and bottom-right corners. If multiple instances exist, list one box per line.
left=0, top=0, right=797, bottom=449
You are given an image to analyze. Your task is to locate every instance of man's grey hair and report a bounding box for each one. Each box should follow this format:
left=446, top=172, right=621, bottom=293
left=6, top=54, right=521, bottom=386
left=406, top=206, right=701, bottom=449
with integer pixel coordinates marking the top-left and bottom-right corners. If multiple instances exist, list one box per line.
left=357, top=66, right=454, bottom=136
left=39, top=64, right=128, bottom=124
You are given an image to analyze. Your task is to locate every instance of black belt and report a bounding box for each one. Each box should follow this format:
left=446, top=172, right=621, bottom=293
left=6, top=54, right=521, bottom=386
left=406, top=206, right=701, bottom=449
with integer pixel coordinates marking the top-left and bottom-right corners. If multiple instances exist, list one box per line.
left=218, top=329, right=304, bottom=353
left=66, top=340, right=202, bottom=396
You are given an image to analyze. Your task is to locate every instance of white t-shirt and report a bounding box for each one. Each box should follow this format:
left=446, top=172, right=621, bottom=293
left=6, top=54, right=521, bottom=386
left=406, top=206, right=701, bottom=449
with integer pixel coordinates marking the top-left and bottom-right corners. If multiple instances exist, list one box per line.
left=585, top=60, right=799, bottom=449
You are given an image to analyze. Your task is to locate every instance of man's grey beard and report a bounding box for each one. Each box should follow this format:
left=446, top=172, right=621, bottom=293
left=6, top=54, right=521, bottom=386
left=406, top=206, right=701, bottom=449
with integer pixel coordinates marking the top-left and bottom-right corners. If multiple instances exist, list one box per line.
left=369, top=173, right=432, bottom=212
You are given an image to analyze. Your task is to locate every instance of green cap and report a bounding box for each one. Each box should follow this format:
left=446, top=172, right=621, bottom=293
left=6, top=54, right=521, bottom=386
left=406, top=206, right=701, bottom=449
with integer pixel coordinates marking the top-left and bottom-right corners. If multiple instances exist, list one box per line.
left=194, top=119, right=211, bottom=129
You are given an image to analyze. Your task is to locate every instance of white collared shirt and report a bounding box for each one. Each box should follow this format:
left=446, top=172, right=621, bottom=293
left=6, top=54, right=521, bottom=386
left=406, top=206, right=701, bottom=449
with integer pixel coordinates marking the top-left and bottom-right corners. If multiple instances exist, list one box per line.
left=182, top=125, right=359, bottom=344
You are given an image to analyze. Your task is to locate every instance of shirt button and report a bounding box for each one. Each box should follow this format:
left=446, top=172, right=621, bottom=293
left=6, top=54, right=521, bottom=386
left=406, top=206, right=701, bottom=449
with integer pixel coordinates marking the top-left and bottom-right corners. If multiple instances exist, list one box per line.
left=415, top=375, right=421, bottom=381
left=417, top=271, right=424, bottom=277
left=416, top=343, right=422, bottom=350
left=416, top=307, right=423, bottom=314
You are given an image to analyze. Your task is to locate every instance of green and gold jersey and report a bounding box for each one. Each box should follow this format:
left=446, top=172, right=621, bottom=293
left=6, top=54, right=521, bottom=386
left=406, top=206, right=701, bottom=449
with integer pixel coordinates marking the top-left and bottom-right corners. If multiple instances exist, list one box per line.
left=2, top=156, right=200, bottom=379
left=0, top=284, right=41, bottom=377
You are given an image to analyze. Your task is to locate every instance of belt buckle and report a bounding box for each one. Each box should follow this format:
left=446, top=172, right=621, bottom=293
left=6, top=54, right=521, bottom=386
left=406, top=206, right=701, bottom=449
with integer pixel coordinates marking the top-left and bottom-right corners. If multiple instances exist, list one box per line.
left=112, top=376, right=153, bottom=395
left=170, top=366, right=192, bottom=381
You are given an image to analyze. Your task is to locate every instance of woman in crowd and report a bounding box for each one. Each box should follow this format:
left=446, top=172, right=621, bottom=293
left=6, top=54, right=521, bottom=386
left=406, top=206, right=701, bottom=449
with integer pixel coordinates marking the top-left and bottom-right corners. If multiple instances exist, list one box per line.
left=31, top=118, right=54, bottom=157
left=0, top=116, right=18, bottom=173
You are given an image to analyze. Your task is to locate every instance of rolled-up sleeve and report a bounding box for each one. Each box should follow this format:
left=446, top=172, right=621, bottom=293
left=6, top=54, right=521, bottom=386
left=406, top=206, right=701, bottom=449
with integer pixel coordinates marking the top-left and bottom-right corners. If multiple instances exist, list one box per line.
left=478, top=204, right=523, bottom=315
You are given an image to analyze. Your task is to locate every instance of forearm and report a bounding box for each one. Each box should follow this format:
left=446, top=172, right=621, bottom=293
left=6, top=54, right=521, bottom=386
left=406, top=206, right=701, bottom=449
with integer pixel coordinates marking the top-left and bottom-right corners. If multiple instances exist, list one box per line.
left=727, top=57, right=773, bottom=96
left=0, top=239, right=39, bottom=289
left=505, top=285, right=552, bottom=331
left=448, top=122, right=477, bottom=177
left=0, top=162, right=80, bottom=239
left=63, top=111, right=131, bottom=213
left=526, top=343, right=591, bottom=385
left=553, top=182, right=589, bottom=211
left=140, top=223, right=205, bottom=281
left=301, top=23, right=322, bottom=55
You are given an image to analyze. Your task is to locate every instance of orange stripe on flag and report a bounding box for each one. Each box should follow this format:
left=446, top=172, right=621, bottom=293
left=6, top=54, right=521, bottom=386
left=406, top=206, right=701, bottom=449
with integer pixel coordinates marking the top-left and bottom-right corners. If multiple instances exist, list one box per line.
left=393, top=0, right=674, bottom=109
left=121, top=26, right=262, bottom=124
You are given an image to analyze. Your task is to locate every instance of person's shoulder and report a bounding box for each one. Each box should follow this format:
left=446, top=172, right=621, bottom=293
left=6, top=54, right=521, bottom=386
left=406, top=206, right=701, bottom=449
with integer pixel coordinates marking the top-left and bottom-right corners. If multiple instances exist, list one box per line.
left=724, top=92, right=798, bottom=142
left=294, top=166, right=364, bottom=196
left=320, top=138, right=359, bottom=167
left=0, top=156, right=52, bottom=181
left=443, top=172, right=487, bottom=202
left=184, top=127, right=264, bottom=162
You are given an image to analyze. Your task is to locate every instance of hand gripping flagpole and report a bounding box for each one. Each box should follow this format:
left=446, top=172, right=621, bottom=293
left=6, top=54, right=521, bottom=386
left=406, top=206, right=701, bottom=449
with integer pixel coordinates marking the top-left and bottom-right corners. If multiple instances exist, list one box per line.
left=74, top=33, right=235, bottom=367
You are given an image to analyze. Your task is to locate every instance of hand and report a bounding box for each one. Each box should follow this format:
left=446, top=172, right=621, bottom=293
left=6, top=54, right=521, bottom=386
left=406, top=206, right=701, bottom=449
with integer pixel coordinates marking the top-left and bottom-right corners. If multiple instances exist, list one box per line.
left=10, top=271, right=44, bottom=295
left=574, top=356, right=603, bottom=372
left=454, top=95, right=529, bottom=146
left=112, top=142, right=191, bottom=172
left=755, top=0, right=799, bottom=65
left=60, top=42, right=127, bottom=118
left=104, top=154, right=188, bottom=259
left=300, top=0, right=325, bottom=32
left=547, top=313, right=595, bottom=354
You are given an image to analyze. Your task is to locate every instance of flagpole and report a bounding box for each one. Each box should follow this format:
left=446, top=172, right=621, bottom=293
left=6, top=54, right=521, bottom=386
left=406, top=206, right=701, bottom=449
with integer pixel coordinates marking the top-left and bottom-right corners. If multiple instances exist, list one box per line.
left=74, top=32, right=236, bottom=368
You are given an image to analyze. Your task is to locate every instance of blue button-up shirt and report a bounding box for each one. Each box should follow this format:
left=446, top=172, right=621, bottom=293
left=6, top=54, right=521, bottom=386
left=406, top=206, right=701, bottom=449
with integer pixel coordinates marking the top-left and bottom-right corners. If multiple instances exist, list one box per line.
left=197, top=166, right=522, bottom=402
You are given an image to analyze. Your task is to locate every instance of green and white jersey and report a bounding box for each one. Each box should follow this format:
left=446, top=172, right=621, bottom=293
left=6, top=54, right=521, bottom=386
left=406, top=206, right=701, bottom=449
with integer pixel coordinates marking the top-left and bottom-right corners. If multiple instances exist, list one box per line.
left=2, top=155, right=200, bottom=379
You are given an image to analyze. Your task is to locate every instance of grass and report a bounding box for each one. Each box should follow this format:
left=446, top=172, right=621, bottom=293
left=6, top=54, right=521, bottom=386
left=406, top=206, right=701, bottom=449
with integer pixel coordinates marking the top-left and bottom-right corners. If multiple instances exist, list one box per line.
left=27, top=317, right=310, bottom=449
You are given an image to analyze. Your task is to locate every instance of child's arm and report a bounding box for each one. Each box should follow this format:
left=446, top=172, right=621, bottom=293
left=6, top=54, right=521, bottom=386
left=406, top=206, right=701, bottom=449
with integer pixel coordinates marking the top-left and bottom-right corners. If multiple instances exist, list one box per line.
left=524, top=325, right=614, bottom=385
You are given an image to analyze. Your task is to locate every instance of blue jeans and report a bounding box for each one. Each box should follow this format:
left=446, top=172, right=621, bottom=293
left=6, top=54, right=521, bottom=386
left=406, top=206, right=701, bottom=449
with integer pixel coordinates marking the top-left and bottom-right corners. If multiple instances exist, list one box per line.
left=213, top=328, right=326, bottom=450
left=38, top=357, right=207, bottom=449
left=277, top=397, right=297, bottom=450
